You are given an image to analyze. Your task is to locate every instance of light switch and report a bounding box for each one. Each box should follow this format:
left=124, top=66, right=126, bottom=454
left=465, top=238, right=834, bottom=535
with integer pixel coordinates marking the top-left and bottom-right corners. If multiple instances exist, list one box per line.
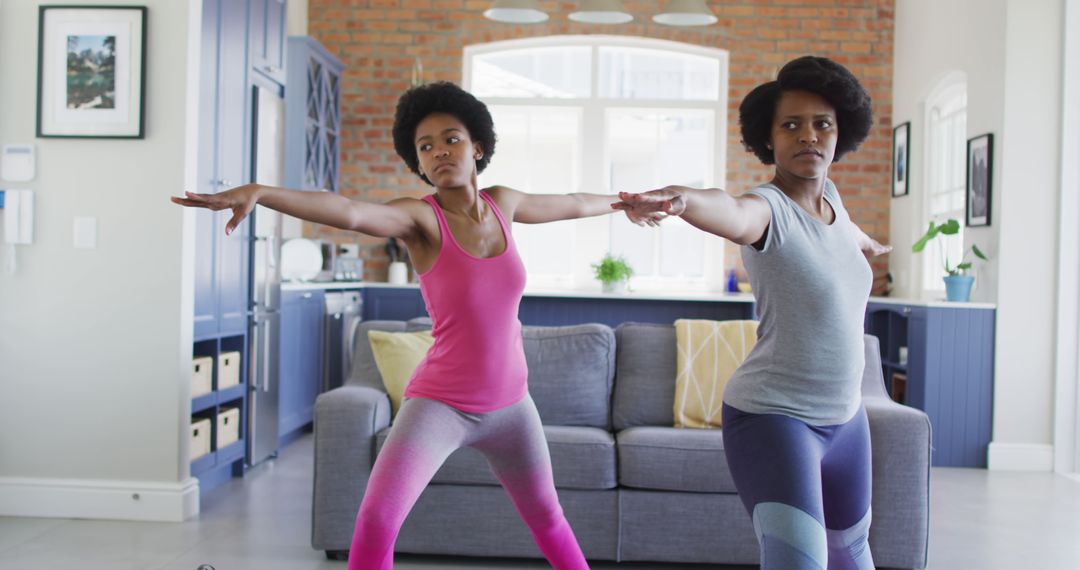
left=74, top=217, right=97, bottom=249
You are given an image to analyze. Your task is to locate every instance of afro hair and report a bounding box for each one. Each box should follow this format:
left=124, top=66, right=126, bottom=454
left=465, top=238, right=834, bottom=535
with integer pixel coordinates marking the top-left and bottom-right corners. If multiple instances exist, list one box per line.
left=392, top=81, right=497, bottom=186
left=738, top=56, right=873, bottom=165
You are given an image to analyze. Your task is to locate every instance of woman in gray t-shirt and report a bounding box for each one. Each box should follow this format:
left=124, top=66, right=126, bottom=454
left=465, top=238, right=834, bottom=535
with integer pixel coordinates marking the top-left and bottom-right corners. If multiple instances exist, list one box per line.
left=615, top=56, right=890, bottom=570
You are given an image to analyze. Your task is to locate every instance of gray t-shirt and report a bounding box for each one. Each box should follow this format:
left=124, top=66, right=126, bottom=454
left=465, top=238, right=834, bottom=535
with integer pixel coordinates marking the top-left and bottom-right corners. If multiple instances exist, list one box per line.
left=723, top=180, right=873, bottom=426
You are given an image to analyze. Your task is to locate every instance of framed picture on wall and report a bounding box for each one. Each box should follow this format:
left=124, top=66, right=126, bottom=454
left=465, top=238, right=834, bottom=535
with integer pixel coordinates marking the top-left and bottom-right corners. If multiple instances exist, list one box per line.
left=966, top=133, right=994, bottom=227
left=891, top=122, right=910, bottom=197
left=36, top=6, right=147, bottom=138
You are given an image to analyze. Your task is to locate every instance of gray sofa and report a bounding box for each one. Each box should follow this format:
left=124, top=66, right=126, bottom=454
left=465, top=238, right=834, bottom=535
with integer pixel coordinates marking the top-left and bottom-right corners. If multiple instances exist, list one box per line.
left=312, top=320, right=930, bottom=568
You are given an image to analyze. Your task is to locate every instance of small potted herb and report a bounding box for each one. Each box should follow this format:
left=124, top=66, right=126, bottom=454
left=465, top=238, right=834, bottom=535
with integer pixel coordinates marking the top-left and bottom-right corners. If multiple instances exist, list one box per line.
left=592, top=254, right=634, bottom=294
left=912, top=219, right=988, bottom=302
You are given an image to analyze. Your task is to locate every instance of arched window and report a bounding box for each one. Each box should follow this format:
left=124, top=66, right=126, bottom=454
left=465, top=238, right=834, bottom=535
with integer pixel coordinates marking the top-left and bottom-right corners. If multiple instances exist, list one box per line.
left=922, top=74, right=967, bottom=293
left=465, top=36, right=729, bottom=290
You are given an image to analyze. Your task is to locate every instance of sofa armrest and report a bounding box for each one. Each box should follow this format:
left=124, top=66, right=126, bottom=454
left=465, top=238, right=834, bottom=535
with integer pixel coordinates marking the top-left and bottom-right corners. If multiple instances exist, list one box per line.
left=311, top=385, right=392, bottom=550
left=864, top=396, right=931, bottom=569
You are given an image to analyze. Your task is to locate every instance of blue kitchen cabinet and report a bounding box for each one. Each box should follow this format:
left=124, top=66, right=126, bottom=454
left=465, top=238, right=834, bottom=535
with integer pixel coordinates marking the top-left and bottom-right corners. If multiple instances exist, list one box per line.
left=517, top=295, right=755, bottom=327
left=191, top=0, right=281, bottom=490
left=362, top=287, right=429, bottom=322
left=357, top=286, right=757, bottom=327
left=865, top=301, right=996, bottom=467
left=279, top=289, right=325, bottom=443
left=250, top=0, right=287, bottom=84
left=284, top=36, right=343, bottom=193
left=194, top=0, right=251, bottom=340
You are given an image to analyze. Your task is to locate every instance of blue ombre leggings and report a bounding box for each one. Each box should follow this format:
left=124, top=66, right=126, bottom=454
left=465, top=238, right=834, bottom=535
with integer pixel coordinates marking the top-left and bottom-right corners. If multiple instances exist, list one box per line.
left=722, top=403, right=875, bottom=570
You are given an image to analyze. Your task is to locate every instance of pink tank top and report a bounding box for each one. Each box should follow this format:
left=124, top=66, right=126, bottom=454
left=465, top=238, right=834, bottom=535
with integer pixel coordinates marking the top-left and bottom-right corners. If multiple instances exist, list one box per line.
left=404, top=191, right=529, bottom=412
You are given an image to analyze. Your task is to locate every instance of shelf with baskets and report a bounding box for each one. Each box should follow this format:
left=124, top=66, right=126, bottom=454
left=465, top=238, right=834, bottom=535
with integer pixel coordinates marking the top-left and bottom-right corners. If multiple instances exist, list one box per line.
left=189, top=334, right=247, bottom=489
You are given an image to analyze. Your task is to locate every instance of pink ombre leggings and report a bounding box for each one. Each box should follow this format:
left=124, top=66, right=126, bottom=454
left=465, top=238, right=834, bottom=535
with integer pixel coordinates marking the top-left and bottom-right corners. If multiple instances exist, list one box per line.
left=347, top=395, right=589, bottom=570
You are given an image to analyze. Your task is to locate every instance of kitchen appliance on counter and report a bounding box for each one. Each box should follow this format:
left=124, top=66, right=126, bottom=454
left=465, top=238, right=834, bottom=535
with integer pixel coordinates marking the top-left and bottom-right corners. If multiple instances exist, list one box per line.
left=280, top=238, right=322, bottom=282
left=333, top=257, right=364, bottom=281
left=247, top=81, right=285, bottom=467
left=324, top=291, right=363, bottom=392
left=315, top=240, right=336, bottom=282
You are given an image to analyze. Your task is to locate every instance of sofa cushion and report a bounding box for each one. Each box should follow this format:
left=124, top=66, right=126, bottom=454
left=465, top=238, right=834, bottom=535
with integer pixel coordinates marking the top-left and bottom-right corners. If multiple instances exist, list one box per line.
left=613, top=323, right=678, bottom=430
left=375, top=425, right=616, bottom=490
left=403, top=320, right=615, bottom=429
left=674, top=319, right=758, bottom=429
left=367, top=330, right=435, bottom=415
left=522, top=324, right=615, bottom=428
left=403, top=319, right=613, bottom=427
left=617, top=426, right=736, bottom=493
left=347, top=320, right=408, bottom=390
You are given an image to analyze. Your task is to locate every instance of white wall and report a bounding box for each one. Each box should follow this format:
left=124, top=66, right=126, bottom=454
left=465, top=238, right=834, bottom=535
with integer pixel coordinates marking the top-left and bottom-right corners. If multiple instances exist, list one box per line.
left=991, top=0, right=1064, bottom=470
left=892, top=0, right=1064, bottom=470
left=1055, top=0, right=1080, bottom=475
left=0, top=0, right=199, bottom=519
left=889, top=0, right=1006, bottom=301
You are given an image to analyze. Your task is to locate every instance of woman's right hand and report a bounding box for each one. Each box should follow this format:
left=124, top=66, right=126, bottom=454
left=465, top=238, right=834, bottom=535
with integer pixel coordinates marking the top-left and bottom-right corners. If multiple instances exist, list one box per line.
left=611, top=186, right=689, bottom=227
left=171, top=184, right=261, bottom=235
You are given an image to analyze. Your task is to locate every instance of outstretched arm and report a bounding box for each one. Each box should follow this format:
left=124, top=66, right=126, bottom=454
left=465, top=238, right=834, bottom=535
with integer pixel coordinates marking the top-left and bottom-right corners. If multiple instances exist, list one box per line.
left=487, top=186, right=618, bottom=224
left=851, top=221, right=892, bottom=257
left=172, top=183, right=418, bottom=239
left=613, top=186, right=772, bottom=246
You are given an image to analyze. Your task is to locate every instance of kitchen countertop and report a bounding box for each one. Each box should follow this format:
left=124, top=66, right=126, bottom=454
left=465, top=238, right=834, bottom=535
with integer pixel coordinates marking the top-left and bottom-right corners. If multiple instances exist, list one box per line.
left=282, top=280, right=377, bottom=291
left=868, top=296, right=996, bottom=310
left=281, top=283, right=992, bottom=309
left=282, top=280, right=755, bottom=303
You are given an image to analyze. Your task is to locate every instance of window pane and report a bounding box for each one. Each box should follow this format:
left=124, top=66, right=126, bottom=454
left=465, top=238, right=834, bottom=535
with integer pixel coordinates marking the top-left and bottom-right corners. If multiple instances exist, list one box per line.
left=599, top=47, right=720, bottom=100
left=606, top=108, right=712, bottom=279
left=479, top=106, right=582, bottom=278
left=925, top=83, right=967, bottom=291
left=659, top=218, right=705, bottom=278
left=471, top=47, right=591, bottom=98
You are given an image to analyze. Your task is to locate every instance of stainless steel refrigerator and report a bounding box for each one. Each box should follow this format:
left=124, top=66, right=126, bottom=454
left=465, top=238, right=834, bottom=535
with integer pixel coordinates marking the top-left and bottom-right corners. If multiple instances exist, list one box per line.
left=247, top=83, right=284, bottom=466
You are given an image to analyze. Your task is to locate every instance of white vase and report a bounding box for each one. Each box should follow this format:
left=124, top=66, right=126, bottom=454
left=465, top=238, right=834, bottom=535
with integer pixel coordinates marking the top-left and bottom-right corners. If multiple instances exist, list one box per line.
left=388, top=261, right=408, bottom=285
left=602, top=280, right=627, bottom=294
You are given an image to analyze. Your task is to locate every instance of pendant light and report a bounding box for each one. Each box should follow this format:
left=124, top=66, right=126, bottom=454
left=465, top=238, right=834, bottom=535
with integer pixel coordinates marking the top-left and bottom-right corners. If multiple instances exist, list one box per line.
left=569, top=0, right=633, bottom=24
left=483, top=0, right=548, bottom=24
left=653, top=0, right=718, bottom=26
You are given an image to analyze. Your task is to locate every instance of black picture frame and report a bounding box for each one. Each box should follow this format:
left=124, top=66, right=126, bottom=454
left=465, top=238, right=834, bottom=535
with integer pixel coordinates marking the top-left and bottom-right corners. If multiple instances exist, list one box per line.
left=36, top=5, right=147, bottom=139
left=891, top=122, right=910, bottom=197
left=966, top=133, right=994, bottom=227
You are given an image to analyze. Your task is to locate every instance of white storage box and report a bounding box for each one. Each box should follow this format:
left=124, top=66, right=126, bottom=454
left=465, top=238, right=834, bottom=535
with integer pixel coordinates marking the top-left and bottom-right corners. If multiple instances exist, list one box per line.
left=190, top=417, right=211, bottom=461
left=191, top=356, right=213, bottom=398
left=218, top=351, right=241, bottom=389
left=217, top=407, right=240, bottom=448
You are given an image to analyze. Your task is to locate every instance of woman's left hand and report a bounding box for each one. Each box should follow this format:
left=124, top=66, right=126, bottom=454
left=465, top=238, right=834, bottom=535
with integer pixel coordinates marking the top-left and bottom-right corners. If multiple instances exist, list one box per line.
left=171, top=184, right=261, bottom=235
left=862, top=237, right=893, bottom=257
left=611, top=188, right=688, bottom=227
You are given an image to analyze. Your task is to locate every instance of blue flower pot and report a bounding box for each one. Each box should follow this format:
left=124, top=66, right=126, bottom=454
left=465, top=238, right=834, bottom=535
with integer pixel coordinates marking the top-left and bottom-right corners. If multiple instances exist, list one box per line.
left=943, top=275, right=975, bottom=302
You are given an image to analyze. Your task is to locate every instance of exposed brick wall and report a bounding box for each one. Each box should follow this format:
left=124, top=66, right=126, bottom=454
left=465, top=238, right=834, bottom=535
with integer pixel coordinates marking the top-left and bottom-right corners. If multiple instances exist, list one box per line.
left=307, top=0, right=894, bottom=291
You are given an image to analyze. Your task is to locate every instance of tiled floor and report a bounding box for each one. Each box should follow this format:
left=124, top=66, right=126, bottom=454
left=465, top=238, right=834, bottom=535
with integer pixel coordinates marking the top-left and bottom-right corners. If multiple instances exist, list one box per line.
left=2, top=433, right=1078, bottom=569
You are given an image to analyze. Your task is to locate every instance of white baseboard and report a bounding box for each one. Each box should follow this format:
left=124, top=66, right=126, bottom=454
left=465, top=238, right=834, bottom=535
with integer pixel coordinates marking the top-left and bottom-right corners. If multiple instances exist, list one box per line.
left=0, top=477, right=200, bottom=522
left=987, top=442, right=1055, bottom=471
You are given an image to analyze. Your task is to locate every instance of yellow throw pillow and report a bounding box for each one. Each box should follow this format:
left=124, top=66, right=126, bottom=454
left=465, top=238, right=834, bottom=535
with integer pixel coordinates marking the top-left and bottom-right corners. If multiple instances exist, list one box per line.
left=674, top=319, right=759, bottom=429
left=367, top=330, right=435, bottom=416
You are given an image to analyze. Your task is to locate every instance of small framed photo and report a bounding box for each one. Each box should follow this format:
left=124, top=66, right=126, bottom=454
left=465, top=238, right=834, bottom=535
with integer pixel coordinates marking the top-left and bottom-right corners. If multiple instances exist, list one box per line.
left=966, top=133, right=994, bottom=227
left=36, top=6, right=147, bottom=138
left=891, top=122, right=910, bottom=197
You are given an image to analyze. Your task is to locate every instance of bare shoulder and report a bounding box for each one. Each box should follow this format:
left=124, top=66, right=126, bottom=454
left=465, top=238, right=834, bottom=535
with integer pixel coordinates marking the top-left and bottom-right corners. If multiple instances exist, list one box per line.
left=385, top=195, right=431, bottom=212
left=482, top=185, right=524, bottom=211
left=482, top=185, right=519, bottom=201
left=385, top=196, right=437, bottom=242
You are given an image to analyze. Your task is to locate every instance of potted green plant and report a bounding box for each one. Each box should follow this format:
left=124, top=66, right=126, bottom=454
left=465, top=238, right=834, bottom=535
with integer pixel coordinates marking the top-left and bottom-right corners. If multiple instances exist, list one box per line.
left=911, top=218, right=988, bottom=302
left=592, top=253, right=634, bottom=294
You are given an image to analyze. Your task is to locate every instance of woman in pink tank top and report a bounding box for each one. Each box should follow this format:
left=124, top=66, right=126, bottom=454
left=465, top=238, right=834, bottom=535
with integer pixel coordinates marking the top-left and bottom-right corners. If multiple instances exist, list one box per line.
left=173, top=82, right=623, bottom=570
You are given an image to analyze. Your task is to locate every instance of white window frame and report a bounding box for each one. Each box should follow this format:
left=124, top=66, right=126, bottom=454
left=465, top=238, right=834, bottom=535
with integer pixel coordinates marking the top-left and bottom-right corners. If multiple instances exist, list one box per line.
left=463, top=36, right=729, bottom=291
left=921, top=72, right=967, bottom=296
